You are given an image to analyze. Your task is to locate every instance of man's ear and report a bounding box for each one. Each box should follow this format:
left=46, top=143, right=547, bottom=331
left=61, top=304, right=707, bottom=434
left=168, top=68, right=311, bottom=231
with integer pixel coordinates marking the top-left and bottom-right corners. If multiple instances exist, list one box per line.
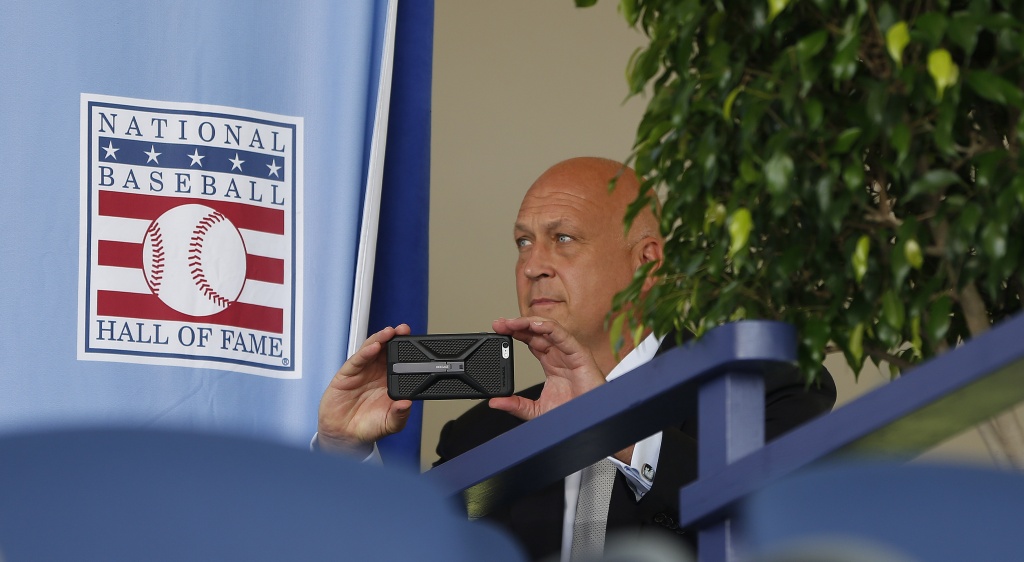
left=632, top=237, right=664, bottom=292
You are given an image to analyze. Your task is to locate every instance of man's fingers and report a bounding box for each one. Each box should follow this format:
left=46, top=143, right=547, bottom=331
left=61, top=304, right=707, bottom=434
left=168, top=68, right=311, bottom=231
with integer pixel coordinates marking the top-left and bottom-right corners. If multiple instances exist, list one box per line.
left=488, top=396, right=536, bottom=421
left=492, top=318, right=508, bottom=334
left=365, top=323, right=410, bottom=347
left=385, top=400, right=414, bottom=433
left=340, top=323, right=412, bottom=376
left=340, top=340, right=383, bottom=373
left=365, top=325, right=395, bottom=346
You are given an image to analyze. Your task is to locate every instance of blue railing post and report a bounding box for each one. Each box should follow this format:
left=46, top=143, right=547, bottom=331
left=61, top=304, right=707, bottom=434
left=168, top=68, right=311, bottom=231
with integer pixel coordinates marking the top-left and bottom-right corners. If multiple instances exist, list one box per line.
left=697, top=371, right=765, bottom=561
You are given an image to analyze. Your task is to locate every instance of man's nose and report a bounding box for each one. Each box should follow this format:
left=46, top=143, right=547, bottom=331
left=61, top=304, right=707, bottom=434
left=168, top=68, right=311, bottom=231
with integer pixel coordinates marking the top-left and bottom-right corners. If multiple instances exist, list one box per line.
left=522, top=245, right=553, bottom=279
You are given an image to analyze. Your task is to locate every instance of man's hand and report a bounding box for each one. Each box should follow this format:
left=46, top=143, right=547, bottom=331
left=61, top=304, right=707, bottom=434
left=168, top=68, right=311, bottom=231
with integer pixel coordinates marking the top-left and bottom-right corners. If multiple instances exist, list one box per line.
left=489, top=317, right=636, bottom=464
left=317, top=324, right=413, bottom=456
left=488, top=317, right=606, bottom=421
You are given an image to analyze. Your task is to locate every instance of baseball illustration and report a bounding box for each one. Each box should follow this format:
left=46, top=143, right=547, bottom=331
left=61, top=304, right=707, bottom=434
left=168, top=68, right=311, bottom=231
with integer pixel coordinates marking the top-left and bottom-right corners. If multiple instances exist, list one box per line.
left=142, top=203, right=247, bottom=317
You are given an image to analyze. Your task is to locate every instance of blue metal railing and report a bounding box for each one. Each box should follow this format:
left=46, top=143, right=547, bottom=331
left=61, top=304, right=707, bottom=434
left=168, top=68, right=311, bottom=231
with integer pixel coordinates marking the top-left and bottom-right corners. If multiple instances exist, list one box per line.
left=425, top=316, right=1024, bottom=560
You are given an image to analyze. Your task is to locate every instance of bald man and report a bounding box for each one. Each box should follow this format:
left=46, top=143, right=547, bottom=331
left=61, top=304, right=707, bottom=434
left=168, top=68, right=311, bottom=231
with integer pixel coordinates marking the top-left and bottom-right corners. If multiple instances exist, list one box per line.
left=316, top=157, right=835, bottom=560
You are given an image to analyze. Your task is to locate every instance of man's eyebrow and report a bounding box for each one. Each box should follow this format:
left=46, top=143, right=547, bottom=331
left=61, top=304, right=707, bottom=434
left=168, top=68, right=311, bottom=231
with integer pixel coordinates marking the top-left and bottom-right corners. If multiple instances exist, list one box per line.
left=515, top=219, right=571, bottom=232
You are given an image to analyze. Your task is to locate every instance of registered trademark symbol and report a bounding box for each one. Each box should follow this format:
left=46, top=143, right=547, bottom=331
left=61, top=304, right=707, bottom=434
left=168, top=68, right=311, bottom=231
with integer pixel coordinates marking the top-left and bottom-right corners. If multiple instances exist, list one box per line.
left=282, top=358, right=290, bottom=366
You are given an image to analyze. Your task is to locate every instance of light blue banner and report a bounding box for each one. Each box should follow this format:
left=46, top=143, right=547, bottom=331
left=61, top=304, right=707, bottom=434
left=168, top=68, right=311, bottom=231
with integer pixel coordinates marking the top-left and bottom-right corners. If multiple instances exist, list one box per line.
left=0, top=0, right=394, bottom=446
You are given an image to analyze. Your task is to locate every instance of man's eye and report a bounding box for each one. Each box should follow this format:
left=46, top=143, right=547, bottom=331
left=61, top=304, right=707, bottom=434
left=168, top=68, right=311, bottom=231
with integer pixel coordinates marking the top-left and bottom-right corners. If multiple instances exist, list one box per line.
left=556, top=234, right=573, bottom=243
left=516, top=238, right=531, bottom=248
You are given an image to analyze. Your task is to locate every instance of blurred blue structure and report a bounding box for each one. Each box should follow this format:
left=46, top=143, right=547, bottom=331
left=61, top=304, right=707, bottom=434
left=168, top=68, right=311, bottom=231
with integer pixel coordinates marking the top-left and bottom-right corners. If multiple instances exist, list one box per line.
left=740, top=462, right=1024, bottom=561
left=0, top=428, right=524, bottom=562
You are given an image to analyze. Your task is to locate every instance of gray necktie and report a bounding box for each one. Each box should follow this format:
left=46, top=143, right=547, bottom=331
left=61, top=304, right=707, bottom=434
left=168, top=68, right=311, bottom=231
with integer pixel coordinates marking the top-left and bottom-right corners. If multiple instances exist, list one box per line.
left=570, top=459, right=617, bottom=560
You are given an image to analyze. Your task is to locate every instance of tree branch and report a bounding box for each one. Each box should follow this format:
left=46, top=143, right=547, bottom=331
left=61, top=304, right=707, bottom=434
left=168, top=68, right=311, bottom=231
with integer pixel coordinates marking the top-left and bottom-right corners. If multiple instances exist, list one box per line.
left=864, top=344, right=915, bottom=372
left=959, top=281, right=991, bottom=337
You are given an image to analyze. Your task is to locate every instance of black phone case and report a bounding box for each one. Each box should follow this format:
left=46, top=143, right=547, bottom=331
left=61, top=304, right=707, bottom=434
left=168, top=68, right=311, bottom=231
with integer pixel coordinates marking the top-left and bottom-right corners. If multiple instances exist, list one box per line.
left=386, top=333, right=514, bottom=400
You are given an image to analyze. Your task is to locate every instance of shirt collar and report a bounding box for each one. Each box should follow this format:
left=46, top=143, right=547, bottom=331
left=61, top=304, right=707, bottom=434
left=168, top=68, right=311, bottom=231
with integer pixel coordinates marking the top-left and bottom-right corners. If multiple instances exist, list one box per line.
left=605, top=332, right=663, bottom=382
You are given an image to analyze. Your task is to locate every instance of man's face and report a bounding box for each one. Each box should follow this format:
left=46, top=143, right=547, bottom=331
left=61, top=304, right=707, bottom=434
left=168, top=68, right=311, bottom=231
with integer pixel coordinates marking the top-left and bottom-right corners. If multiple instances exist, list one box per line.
left=513, top=175, right=637, bottom=351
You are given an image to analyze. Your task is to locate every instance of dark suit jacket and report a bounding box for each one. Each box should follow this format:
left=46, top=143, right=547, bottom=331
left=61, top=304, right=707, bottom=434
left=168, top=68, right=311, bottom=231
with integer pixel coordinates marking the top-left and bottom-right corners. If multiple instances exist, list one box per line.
left=434, top=336, right=837, bottom=560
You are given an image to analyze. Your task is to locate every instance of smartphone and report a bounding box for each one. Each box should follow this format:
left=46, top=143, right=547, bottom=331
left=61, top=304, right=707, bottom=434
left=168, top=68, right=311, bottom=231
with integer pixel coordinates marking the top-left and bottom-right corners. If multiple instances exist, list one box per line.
left=386, top=333, right=514, bottom=400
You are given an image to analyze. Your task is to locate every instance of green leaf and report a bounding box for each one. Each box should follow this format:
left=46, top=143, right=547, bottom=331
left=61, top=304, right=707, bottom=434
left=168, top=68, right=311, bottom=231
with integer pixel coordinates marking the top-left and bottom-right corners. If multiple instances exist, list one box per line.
left=575, top=0, right=599, bottom=6
left=905, top=238, right=924, bottom=269
left=805, top=99, right=824, bottom=130
left=853, top=235, right=870, bottom=283
left=882, top=289, right=906, bottom=331
left=876, top=321, right=901, bottom=349
left=927, top=49, right=959, bottom=100
left=927, top=296, right=953, bottom=343
left=877, top=3, right=898, bottom=32
left=814, top=175, right=834, bottom=213
left=768, top=0, right=790, bottom=21
left=906, top=169, right=961, bottom=201
left=796, top=30, right=829, bottom=63
left=728, top=208, right=753, bottom=258
left=831, top=35, right=859, bottom=83
left=764, top=153, right=795, bottom=196
left=973, top=150, right=1008, bottom=190
left=631, top=321, right=645, bottom=346
left=892, top=237, right=911, bottom=288
left=948, top=12, right=980, bottom=56
left=891, top=122, right=911, bottom=165
left=910, top=315, right=923, bottom=359
left=704, top=202, right=727, bottom=232
left=617, top=0, right=639, bottom=25
left=608, top=311, right=626, bottom=354
left=933, top=99, right=957, bottom=155
left=849, top=322, right=865, bottom=367
left=706, top=11, right=726, bottom=47
left=740, top=158, right=760, bottom=184
left=801, top=316, right=830, bottom=365
left=914, top=12, right=948, bottom=47
left=842, top=159, right=865, bottom=190
left=886, top=21, right=910, bottom=67
left=1013, top=174, right=1024, bottom=207
left=865, top=81, right=887, bottom=126
left=965, top=70, right=1024, bottom=109
left=981, top=221, right=1008, bottom=260
left=723, top=86, right=744, bottom=121
left=956, top=202, right=983, bottom=241
left=832, top=127, right=862, bottom=154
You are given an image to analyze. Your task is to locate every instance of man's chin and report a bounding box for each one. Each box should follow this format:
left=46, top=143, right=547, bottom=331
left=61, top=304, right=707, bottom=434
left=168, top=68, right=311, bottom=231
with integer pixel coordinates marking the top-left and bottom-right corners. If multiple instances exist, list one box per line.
left=526, top=306, right=568, bottom=325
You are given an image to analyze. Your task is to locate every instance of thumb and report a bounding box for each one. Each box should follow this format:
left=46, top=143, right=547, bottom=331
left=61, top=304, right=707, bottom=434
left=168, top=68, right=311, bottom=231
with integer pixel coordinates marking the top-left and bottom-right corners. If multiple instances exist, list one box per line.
left=385, top=400, right=414, bottom=434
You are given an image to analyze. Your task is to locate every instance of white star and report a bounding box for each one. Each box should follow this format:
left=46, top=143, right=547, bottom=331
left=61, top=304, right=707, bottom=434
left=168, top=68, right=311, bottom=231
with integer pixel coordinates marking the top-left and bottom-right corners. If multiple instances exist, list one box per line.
left=188, top=148, right=205, bottom=167
left=145, top=145, right=161, bottom=164
left=267, top=159, right=281, bottom=178
left=102, top=141, right=119, bottom=160
left=229, top=153, right=245, bottom=171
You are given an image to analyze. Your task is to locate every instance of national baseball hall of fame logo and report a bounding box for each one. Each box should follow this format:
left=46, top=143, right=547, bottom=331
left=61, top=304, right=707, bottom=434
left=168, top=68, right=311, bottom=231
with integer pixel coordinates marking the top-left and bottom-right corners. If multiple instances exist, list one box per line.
left=78, top=94, right=303, bottom=377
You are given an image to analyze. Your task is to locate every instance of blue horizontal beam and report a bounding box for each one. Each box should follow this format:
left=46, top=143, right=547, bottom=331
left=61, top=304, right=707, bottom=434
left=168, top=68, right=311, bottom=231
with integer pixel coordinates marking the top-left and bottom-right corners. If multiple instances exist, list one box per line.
left=678, top=312, right=1024, bottom=529
left=425, top=321, right=797, bottom=517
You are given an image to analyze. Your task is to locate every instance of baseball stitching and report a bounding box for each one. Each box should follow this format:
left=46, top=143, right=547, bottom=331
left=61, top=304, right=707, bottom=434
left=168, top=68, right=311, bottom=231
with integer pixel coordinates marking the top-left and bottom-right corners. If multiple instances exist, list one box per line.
left=189, top=211, right=233, bottom=309
left=145, top=222, right=165, bottom=294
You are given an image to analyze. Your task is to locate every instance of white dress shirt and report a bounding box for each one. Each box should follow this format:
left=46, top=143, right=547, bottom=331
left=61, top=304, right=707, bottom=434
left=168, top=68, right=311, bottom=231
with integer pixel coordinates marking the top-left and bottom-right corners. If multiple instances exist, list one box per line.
left=559, top=332, right=664, bottom=562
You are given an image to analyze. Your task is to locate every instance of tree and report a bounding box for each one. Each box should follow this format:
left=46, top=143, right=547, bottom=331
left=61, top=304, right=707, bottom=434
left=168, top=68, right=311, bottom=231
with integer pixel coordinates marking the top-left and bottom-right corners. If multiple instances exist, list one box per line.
left=584, top=0, right=1024, bottom=464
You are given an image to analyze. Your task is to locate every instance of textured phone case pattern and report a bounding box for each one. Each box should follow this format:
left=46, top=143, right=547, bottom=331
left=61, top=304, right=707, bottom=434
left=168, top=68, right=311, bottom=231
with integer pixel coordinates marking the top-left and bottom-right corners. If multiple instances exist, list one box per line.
left=420, top=339, right=476, bottom=358
left=463, top=339, right=504, bottom=391
left=389, top=336, right=512, bottom=399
